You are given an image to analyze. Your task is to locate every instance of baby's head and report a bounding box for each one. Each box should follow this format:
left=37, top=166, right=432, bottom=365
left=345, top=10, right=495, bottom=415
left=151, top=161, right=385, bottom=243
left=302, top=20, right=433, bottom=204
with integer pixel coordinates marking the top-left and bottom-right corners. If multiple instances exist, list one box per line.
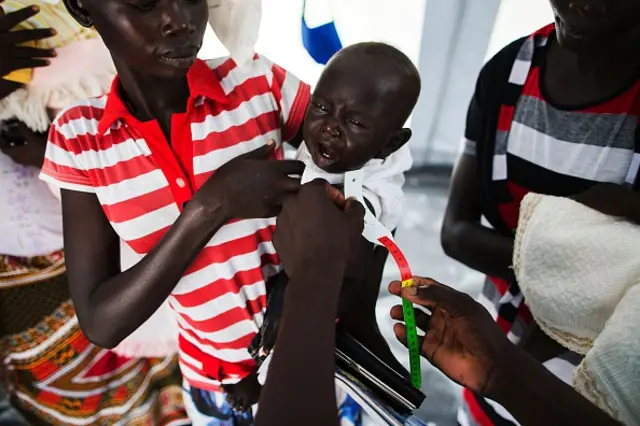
left=303, top=42, right=421, bottom=173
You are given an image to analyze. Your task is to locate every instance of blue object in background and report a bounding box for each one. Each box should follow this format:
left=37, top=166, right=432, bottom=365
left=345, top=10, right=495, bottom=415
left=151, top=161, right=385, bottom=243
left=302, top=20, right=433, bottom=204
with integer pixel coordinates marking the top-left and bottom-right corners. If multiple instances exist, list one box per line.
left=301, top=0, right=343, bottom=64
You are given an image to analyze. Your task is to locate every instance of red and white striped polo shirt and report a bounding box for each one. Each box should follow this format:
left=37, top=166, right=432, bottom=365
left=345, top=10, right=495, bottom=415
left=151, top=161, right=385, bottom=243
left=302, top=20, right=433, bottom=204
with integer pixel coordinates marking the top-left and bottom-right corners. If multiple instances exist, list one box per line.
left=40, top=56, right=310, bottom=391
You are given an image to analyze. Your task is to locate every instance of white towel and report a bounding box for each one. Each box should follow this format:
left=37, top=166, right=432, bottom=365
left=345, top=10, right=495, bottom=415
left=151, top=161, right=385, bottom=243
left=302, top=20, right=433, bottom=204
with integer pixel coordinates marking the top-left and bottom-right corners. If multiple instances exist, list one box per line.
left=514, top=193, right=640, bottom=425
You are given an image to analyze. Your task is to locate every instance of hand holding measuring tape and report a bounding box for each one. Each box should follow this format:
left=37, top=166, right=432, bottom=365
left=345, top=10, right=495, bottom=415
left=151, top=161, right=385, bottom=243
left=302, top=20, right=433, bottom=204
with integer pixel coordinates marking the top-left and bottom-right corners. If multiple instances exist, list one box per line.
left=341, top=169, right=422, bottom=389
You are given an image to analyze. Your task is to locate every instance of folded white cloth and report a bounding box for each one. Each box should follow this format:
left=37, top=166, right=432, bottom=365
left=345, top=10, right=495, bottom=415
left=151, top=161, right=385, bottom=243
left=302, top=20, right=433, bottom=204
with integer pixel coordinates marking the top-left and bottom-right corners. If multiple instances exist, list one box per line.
left=514, top=193, right=640, bottom=425
left=295, top=142, right=411, bottom=231
left=207, top=0, right=261, bottom=68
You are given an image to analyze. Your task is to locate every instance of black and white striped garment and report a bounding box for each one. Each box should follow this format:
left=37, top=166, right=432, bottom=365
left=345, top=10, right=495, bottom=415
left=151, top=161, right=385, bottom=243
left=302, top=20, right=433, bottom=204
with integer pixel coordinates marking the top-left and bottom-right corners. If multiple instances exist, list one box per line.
left=458, top=23, right=640, bottom=426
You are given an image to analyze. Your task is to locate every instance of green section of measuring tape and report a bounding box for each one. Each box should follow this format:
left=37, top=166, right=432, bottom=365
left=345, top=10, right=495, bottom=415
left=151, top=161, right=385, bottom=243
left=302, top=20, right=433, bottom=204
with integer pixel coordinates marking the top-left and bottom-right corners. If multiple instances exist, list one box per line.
left=402, top=278, right=422, bottom=389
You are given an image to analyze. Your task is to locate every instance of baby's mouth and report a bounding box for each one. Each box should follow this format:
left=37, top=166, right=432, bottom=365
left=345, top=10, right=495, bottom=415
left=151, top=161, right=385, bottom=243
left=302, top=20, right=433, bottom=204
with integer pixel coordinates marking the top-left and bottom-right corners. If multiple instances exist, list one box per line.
left=314, top=141, right=340, bottom=169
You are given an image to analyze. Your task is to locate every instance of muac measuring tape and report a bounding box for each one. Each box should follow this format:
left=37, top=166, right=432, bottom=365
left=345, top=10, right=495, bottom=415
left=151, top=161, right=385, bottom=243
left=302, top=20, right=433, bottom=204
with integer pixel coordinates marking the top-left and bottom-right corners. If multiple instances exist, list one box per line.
left=299, top=155, right=422, bottom=389
left=342, top=169, right=422, bottom=390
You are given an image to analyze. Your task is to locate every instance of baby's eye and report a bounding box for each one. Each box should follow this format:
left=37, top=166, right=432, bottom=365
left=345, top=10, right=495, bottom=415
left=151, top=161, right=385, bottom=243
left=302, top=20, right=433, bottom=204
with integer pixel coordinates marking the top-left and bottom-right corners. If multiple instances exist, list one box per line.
left=314, top=102, right=328, bottom=112
left=348, top=119, right=364, bottom=127
left=129, top=0, right=158, bottom=11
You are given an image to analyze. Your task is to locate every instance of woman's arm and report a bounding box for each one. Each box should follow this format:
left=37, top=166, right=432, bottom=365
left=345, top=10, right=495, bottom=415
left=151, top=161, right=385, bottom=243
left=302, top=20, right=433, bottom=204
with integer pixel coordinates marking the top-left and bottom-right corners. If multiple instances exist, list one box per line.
left=488, top=342, right=622, bottom=426
left=572, top=183, right=640, bottom=225
left=257, top=262, right=344, bottom=426
left=441, top=154, right=514, bottom=279
left=390, top=279, right=622, bottom=426
left=62, top=189, right=227, bottom=348
left=63, top=143, right=303, bottom=348
left=256, top=181, right=364, bottom=426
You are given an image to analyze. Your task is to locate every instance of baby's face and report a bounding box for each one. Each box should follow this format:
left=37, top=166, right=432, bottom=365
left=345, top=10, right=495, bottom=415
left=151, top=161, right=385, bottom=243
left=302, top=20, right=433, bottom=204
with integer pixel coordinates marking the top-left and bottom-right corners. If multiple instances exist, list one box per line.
left=302, top=65, right=397, bottom=173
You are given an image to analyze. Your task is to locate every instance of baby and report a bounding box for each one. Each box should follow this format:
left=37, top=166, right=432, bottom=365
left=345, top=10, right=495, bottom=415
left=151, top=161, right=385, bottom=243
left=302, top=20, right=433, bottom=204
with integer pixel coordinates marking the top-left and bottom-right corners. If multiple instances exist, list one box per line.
left=224, top=41, right=421, bottom=412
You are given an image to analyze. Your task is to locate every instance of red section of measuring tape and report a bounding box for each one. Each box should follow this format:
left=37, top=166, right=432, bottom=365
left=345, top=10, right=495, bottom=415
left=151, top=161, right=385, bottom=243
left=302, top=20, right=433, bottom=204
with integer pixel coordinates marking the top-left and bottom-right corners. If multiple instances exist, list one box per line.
left=378, top=236, right=413, bottom=281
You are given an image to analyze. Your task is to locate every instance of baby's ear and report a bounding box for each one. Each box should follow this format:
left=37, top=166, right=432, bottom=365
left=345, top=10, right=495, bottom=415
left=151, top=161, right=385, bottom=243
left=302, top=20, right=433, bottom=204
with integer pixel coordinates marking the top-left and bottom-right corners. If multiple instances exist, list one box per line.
left=375, top=128, right=412, bottom=159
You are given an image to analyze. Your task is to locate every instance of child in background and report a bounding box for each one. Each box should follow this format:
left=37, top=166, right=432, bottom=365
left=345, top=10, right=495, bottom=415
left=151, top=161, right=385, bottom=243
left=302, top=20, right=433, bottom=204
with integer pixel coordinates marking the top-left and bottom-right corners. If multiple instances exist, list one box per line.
left=38, top=1, right=413, bottom=425
left=226, top=42, right=422, bottom=413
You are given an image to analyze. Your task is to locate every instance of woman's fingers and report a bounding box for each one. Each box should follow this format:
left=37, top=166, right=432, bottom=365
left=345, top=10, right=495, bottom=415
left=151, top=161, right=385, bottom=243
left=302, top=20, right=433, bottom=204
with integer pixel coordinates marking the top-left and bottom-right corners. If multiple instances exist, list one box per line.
left=1, top=28, right=55, bottom=45
left=0, top=5, right=40, bottom=32
left=393, top=323, right=425, bottom=351
left=388, top=280, right=402, bottom=296
left=0, top=57, right=50, bottom=75
left=390, top=305, right=431, bottom=331
left=4, top=45, right=56, bottom=58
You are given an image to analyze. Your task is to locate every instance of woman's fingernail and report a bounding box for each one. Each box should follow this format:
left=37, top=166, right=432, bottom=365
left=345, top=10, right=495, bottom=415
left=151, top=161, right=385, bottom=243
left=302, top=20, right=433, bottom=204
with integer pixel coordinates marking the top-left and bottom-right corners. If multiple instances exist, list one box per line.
left=404, top=287, right=418, bottom=296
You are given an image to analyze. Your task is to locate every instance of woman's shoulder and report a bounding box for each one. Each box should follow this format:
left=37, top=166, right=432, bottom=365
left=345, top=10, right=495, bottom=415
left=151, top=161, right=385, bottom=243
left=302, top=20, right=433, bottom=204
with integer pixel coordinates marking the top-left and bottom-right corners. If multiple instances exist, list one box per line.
left=200, top=54, right=295, bottom=93
left=49, top=95, right=108, bottom=147
left=478, top=24, right=554, bottom=88
left=477, top=37, right=528, bottom=88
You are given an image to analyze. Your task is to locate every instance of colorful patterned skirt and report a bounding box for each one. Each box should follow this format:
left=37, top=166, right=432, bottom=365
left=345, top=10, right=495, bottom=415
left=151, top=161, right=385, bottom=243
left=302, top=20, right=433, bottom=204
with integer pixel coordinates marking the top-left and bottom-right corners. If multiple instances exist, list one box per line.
left=0, top=251, right=190, bottom=425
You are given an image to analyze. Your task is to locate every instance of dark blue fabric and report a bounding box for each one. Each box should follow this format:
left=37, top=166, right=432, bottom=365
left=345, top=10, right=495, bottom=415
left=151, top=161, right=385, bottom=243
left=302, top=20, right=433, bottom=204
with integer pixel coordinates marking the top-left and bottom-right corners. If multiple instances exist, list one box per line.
left=301, top=17, right=342, bottom=65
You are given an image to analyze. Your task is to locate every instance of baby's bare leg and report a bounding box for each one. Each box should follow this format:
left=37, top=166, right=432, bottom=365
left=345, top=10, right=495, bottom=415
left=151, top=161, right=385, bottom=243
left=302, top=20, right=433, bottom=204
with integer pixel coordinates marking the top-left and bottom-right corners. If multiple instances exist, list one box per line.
left=223, top=371, right=262, bottom=413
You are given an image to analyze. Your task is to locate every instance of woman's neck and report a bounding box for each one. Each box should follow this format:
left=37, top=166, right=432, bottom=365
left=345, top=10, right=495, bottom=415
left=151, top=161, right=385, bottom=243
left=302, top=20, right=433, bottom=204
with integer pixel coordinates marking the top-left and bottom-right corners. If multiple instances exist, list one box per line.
left=543, top=33, right=640, bottom=108
left=552, top=31, right=640, bottom=78
left=114, top=60, right=191, bottom=122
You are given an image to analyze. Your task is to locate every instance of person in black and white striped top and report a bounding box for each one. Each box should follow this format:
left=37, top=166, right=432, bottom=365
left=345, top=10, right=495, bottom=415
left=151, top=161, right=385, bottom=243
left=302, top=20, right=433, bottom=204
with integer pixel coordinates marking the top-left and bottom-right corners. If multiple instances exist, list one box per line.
left=441, top=1, right=640, bottom=424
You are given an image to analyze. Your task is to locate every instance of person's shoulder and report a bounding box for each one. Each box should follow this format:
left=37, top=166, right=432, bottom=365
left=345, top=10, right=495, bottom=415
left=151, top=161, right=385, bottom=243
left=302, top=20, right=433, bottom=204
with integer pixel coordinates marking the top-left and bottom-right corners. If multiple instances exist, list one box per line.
left=481, top=37, right=528, bottom=79
left=206, top=53, right=292, bottom=78
left=53, top=96, right=107, bottom=126
left=480, top=23, right=553, bottom=82
left=201, top=54, right=280, bottom=77
left=50, top=95, right=108, bottom=145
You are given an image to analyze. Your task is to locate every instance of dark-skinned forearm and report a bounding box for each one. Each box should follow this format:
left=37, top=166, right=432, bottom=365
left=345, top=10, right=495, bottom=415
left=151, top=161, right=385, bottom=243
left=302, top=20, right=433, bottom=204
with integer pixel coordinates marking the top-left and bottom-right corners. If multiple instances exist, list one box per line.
left=490, top=346, right=621, bottom=426
left=441, top=221, right=514, bottom=280
left=82, top=200, right=226, bottom=348
left=257, top=261, right=343, bottom=426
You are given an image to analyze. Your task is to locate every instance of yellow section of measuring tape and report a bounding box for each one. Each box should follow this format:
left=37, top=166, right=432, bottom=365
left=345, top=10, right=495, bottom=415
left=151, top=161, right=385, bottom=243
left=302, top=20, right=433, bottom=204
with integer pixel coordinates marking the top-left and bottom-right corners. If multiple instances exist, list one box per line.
left=401, top=278, right=414, bottom=288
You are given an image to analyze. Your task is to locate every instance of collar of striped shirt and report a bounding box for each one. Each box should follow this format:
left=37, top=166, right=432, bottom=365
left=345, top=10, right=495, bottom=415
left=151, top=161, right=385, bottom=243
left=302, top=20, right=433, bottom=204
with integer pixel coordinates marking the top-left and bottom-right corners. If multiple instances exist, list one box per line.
left=97, top=59, right=230, bottom=135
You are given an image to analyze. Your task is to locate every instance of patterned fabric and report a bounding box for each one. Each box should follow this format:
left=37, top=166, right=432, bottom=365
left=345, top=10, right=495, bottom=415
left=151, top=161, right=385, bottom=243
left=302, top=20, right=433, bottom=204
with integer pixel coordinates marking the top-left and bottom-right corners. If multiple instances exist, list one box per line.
left=460, top=23, right=640, bottom=426
left=0, top=251, right=64, bottom=289
left=0, top=256, right=189, bottom=426
left=0, top=151, right=65, bottom=257
left=40, top=56, right=311, bottom=392
left=182, top=382, right=362, bottom=426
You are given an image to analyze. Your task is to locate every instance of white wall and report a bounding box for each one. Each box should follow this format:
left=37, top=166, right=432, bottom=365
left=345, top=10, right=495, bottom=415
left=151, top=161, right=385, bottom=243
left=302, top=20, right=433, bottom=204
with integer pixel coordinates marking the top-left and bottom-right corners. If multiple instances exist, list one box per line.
left=485, top=0, right=554, bottom=60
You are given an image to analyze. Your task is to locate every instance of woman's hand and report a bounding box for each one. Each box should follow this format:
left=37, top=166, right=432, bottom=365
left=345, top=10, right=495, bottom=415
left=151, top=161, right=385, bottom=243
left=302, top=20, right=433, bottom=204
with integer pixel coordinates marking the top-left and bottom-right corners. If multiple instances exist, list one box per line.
left=193, top=141, right=305, bottom=220
left=273, top=180, right=364, bottom=281
left=570, top=183, right=640, bottom=224
left=0, top=121, right=47, bottom=167
left=0, top=1, right=57, bottom=100
left=390, top=277, right=512, bottom=397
